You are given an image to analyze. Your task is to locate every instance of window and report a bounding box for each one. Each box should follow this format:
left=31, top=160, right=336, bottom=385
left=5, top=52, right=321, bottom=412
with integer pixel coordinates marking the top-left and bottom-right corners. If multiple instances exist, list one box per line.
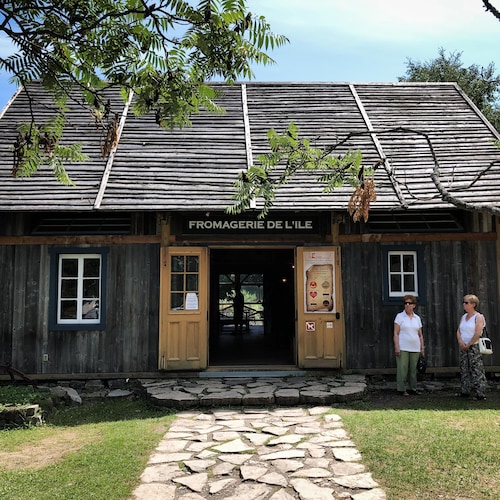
left=49, top=248, right=107, bottom=330
left=170, top=255, right=200, bottom=310
left=388, top=251, right=417, bottom=297
left=382, top=245, right=425, bottom=304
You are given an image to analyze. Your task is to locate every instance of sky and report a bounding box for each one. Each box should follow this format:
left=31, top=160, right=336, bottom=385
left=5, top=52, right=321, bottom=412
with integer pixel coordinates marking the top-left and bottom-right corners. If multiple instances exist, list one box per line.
left=1, top=0, right=500, bottom=110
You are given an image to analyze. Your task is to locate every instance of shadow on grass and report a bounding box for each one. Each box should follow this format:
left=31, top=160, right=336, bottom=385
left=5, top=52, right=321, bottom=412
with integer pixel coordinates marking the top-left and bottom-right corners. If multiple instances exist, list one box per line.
left=45, top=397, right=177, bottom=427
left=46, top=387, right=500, bottom=428
left=340, top=388, right=500, bottom=412
left=4, top=380, right=498, bottom=428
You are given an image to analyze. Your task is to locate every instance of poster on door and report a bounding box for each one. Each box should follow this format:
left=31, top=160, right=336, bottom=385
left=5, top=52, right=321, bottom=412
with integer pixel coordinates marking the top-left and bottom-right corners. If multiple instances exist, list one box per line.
left=303, top=251, right=335, bottom=313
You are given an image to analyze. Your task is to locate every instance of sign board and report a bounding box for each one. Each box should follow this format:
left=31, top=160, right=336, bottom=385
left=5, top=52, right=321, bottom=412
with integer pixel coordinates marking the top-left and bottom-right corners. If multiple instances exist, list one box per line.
left=303, top=251, right=335, bottom=313
left=305, top=321, right=316, bottom=332
left=182, top=213, right=321, bottom=235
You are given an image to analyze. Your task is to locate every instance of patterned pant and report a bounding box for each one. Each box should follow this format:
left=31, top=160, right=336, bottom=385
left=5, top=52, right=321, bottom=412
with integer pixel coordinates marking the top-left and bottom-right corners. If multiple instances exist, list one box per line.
left=459, top=344, right=487, bottom=397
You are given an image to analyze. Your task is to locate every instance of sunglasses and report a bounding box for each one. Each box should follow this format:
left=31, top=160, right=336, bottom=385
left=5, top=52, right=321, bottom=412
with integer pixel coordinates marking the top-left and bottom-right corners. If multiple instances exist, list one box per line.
left=463, top=301, right=471, bottom=304
left=404, top=302, right=415, bottom=305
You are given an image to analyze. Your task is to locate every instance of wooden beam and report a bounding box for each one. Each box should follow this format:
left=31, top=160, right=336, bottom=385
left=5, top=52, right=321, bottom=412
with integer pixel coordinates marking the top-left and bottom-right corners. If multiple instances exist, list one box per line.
left=2, top=366, right=498, bottom=382
left=339, top=232, right=497, bottom=243
left=0, top=235, right=161, bottom=245
left=160, top=215, right=171, bottom=247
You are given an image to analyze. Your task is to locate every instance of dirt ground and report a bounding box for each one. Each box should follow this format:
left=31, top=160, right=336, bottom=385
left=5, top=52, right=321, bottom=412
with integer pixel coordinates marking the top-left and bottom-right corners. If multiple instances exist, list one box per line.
left=0, top=428, right=101, bottom=471
left=362, top=386, right=500, bottom=409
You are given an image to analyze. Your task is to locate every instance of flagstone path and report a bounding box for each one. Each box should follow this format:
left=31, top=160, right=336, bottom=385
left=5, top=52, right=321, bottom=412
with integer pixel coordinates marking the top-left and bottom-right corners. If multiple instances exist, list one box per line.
left=130, top=375, right=385, bottom=499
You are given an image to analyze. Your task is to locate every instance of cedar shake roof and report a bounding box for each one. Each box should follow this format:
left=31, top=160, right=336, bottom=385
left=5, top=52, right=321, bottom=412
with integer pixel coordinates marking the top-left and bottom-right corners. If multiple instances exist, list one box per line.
left=1, top=81, right=499, bottom=213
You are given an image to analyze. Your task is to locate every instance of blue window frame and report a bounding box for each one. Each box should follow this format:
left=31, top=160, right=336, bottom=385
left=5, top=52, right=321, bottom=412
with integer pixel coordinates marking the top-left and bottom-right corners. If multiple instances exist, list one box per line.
left=382, top=245, right=425, bottom=305
left=49, top=247, right=107, bottom=330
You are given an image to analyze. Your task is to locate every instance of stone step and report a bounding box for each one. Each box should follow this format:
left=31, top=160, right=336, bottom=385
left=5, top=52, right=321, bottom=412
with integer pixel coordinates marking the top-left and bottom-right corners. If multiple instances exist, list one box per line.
left=140, top=376, right=367, bottom=409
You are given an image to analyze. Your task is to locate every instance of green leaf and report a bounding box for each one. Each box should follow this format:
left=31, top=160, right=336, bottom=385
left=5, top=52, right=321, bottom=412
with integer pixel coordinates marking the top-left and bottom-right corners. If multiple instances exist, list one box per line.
left=228, top=123, right=367, bottom=217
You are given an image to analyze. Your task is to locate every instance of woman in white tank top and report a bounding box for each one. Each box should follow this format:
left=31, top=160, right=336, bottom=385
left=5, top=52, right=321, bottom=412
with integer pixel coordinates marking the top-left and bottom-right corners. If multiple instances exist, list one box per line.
left=456, top=294, right=487, bottom=400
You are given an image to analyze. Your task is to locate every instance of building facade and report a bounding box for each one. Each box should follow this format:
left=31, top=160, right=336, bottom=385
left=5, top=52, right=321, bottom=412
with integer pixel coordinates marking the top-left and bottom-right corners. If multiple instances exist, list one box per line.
left=1, top=82, right=499, bottom=377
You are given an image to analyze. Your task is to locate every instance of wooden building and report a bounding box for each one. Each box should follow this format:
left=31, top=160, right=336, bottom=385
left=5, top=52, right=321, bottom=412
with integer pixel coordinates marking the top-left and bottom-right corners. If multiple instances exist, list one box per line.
left=1, top=81, right=499, bottom=378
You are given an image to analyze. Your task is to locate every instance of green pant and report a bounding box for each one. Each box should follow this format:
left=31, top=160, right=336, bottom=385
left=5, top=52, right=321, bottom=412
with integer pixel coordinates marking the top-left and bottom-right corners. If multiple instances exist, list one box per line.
left=396, top=351, right=420, bottom=392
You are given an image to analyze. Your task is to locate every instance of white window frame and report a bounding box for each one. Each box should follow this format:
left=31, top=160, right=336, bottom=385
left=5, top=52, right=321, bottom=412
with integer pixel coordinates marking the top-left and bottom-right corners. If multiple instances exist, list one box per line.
left=57, top=253, right=102, bottom=325
left=387, top=250, right=418, bottom=297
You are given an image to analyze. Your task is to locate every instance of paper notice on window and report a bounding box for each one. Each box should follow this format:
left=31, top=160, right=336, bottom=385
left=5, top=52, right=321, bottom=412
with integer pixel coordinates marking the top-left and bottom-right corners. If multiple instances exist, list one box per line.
left=185, top=292, right=199, bottom=310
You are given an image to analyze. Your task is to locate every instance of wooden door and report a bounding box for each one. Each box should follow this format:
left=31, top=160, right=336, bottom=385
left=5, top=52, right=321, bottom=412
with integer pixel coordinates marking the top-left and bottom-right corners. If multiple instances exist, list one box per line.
left=159, top=247, right=208, bottom=370
left=296, top=247, right=344, bottom=368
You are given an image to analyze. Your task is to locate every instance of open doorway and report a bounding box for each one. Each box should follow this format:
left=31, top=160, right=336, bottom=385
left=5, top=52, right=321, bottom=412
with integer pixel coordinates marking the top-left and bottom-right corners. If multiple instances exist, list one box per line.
left=209, top=248, right=295, bottom=366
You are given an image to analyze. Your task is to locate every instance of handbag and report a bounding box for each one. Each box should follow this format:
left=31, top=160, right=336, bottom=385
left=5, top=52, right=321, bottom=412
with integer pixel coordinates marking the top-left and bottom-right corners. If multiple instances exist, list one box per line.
left=417, top=355, right=427, bottom=374
left=479, top=327, right=493, bottom=355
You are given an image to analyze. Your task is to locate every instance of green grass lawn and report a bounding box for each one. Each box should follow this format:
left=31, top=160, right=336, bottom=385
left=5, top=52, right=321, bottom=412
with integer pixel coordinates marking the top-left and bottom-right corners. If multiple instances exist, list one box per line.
left=1, top=385, right=499, bottom=500
left=336, top=390, right=500, bottom=500
left=0, top=397, right=175, bottom=500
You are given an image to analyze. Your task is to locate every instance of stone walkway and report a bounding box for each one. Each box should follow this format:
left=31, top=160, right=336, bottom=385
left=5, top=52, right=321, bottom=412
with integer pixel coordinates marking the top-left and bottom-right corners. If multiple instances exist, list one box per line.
left=139, top=374, right=368, bottom=409
left=130, top=375, right=385, bottom=499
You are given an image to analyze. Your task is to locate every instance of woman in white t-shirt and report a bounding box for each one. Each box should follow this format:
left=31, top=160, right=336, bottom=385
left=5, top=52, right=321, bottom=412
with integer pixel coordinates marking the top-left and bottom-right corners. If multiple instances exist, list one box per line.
left=456, top=294, right=487, bottom=400
left=393, top=295, right=425, bottom=396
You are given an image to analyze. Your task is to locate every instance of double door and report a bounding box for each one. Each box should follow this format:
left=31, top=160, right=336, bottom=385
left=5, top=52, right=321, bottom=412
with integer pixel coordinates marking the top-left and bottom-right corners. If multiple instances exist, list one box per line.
left=158, top=246, right=344, bottom=370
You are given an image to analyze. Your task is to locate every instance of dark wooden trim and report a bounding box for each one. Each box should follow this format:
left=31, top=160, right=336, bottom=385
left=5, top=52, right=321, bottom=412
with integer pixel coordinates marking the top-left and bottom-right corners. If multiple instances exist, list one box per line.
left=339, top=232, right=497, bottom=243
left=2, top=232, right=495, bottom=246
left=0, top=372, right=187, bottom=381
left=2, top=367, right=499, bottom=382
left=0, top=235, right=161, bottom=245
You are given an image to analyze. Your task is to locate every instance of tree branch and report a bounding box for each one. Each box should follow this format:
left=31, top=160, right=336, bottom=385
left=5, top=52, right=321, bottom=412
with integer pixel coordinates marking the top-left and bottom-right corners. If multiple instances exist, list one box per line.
left=231, top=125, right=500, bottom=219
left=483, top=0, right=500, bottom=21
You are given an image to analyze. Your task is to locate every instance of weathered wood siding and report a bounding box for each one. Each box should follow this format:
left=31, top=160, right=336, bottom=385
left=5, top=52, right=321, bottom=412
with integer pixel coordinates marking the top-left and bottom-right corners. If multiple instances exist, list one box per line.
left=0, top=245, right=14, bottom=365
left=2, top=243, right=159, bottom=374
left=341, top=239, right=499, bottom=369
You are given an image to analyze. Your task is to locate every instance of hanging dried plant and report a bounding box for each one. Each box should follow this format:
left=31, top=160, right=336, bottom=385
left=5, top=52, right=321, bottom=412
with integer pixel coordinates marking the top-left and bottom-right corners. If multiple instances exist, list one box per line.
left=348, top=178, right=377, bottom=222
left=100, top=114, right=119, bottom=159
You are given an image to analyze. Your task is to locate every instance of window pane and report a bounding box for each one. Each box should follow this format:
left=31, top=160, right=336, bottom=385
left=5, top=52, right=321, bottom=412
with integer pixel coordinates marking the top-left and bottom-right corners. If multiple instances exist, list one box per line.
left=171, top=293, right=184, bottom=310
left=61, top=259, right=78, bottom=277
left=389, top=255, right=401, bottom=272
left=170, top=254, right=200, bottom=310
left=186, top=274, right=198, bottom=291
left=404, top=275, right=415, bottom=291
left=403, top=255, right=415, bottom=272
left=387, top=250, right=419, bottom=298
left=61, top=300, right=77, bottom=319
left=245, top=285, right=260, bottom=298
left=186, top=256, right=199, bottom=272
left=83, top=300, right=99, bottom=319
left=171, top=256, right=184, bottom=272
left=57, top=253, right=103, bottom=324
left=83, top=278, right=100, bottom=297
left=244, top=274, right=263, bottom=284
left=171, top=274, right=184, bottom=291
left=61, top=279, right=77, bottom=298
left=84, top=258, right=101, bottom=277
left=390, top=275, right=402, bottom=292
